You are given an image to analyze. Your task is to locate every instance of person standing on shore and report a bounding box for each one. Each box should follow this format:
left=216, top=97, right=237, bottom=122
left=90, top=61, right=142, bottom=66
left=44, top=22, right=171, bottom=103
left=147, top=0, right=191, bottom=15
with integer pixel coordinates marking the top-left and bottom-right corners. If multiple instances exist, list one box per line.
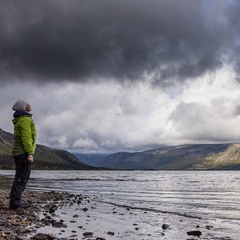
left=9, top=100, right=36, bottom=209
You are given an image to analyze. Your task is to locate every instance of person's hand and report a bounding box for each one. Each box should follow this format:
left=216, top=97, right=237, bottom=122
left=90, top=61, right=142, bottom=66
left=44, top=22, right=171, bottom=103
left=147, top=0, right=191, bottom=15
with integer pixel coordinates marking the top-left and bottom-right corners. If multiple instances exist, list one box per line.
left=28, top=155, right=34, bottom=162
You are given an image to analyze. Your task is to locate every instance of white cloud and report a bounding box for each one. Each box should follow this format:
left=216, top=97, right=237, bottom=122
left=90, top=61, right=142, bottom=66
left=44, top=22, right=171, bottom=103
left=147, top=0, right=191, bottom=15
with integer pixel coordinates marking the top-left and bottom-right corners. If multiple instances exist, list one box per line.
left=167, top=64, right=240, bottom=144
left=1, top=64, right=240, bottom=153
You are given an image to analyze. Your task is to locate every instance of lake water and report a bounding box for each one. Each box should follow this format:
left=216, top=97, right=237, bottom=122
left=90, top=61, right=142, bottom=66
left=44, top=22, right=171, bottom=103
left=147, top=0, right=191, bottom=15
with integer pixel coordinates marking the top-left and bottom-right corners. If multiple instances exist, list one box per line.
left=1, top=170, right=240, bottom=240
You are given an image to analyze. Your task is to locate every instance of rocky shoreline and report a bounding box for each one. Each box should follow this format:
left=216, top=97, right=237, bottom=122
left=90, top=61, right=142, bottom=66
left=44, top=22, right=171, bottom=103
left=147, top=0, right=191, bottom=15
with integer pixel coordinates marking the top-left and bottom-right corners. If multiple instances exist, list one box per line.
left=0, top=190, right=230, bottom=240
left=0, top=190, right=100, bottom=240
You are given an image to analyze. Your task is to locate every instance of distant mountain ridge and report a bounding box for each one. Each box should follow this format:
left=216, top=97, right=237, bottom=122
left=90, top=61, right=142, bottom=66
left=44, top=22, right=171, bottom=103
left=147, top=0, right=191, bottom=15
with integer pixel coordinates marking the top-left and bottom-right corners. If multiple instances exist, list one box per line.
left=71, top=153, right=109, bottom=167
left=0, top=128, right=96, bottom=170
left=3, top=128, right=240, bottom=170
left=99, top=144, right=240, bottom=170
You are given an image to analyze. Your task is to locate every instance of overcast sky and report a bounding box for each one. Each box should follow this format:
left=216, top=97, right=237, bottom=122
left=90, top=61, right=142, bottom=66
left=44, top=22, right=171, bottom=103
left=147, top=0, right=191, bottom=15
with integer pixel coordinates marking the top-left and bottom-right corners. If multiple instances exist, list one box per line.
left=1, top=0, right=240, bottom=153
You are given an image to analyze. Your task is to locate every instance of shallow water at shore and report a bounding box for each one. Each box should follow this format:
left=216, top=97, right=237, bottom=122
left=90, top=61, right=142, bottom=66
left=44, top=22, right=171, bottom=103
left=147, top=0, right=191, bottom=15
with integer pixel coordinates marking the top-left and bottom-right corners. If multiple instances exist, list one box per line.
left=1, top=170, right=240, bottom=239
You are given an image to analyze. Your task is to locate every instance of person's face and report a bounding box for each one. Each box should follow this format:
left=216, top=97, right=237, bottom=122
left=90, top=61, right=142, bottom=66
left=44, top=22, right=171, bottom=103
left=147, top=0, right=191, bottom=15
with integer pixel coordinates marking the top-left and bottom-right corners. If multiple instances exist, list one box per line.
left=25, top=103, right=32, bottom=112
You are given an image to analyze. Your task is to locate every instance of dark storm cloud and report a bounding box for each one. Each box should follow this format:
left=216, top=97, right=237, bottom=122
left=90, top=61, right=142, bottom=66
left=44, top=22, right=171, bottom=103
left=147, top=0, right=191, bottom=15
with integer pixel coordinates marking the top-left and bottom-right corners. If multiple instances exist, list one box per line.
left=0, top=0, right=235, bottom=84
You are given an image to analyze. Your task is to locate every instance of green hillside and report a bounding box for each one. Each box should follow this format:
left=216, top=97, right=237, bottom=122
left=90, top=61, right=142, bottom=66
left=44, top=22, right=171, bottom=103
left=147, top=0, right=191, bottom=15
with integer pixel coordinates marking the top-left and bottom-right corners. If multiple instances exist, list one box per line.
left=0, top=128, right=96, bottom=170
left=100, top=144, right=240, bottom=170
left=192, top=144, right=240, bottom=170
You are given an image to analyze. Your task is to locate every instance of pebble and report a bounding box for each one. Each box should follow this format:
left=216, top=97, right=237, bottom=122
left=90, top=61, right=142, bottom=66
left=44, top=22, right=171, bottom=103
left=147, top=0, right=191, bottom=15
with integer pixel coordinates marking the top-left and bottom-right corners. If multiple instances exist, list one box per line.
left=82, top=231, right=93, bottom=237
left=162, top=223, right=170, bottom=230
left=187, top=230, right=202, bottom=237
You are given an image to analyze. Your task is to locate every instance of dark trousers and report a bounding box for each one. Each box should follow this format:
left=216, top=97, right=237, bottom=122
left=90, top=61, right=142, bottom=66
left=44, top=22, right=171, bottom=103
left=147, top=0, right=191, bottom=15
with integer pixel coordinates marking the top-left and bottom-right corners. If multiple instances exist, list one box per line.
left=10, top=153, right=31, bottom=207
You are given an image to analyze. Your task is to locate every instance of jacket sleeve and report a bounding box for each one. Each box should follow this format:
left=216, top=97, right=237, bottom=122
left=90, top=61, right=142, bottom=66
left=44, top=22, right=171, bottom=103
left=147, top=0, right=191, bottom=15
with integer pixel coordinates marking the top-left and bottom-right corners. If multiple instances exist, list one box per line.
left=20, top=117, right=36, bottom=154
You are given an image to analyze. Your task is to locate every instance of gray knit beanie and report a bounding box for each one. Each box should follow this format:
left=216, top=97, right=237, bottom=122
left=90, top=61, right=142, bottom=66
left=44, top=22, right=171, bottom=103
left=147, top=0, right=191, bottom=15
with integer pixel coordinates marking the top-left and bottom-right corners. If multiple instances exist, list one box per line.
left=12, top=100, right=28, bottom=111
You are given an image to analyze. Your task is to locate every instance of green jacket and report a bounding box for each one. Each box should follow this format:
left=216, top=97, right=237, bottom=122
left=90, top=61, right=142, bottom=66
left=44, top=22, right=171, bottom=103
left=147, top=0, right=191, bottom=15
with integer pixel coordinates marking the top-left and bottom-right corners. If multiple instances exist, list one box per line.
left=12, top=112, right=37, bottom=156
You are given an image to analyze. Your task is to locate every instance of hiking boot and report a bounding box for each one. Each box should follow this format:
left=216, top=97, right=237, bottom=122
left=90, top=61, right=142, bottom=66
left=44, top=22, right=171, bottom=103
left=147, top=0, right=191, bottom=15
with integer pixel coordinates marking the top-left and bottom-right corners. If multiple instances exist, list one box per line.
left=9, top=202, right=30, bottom=209
left=19, top=202, right=30, bottom=209
left=9, top=203, right=18, bottom=209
